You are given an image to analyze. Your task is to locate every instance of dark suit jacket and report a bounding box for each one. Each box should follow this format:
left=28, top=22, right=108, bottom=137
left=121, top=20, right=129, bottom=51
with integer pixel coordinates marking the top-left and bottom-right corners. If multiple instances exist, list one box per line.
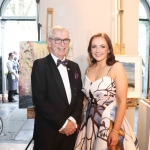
left=31, top=54, right=84, bottom=150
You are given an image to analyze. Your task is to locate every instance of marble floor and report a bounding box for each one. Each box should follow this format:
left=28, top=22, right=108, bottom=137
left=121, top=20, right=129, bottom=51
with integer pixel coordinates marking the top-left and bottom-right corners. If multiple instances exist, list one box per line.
left=0, top=95, right=34, bottom=150
left=0, top=95, right=139, bottom=150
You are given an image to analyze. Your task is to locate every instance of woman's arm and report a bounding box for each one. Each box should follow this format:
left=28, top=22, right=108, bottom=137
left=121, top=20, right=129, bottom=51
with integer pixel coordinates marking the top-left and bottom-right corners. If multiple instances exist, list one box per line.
left=113, top=62, right=128, bottom=131
left=108, top=62, right=128, bottom=146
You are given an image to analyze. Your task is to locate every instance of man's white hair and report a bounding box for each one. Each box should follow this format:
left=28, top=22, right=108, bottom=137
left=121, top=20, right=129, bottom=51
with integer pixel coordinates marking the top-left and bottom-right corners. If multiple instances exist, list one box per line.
left=48, top=26, right=69, bottom=39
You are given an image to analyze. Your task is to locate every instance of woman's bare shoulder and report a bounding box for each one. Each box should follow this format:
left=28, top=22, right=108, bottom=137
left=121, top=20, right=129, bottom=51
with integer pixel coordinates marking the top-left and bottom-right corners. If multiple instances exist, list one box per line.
left=112, top=61, right=124, bottom=71
left=112, top=61, right=127, bottom=80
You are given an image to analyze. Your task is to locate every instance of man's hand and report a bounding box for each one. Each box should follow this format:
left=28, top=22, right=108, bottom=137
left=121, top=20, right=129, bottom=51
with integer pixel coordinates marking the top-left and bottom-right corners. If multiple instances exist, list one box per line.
left=60, top=120, right=76, bottom=136
left=59, top=130, right=65, bottom=134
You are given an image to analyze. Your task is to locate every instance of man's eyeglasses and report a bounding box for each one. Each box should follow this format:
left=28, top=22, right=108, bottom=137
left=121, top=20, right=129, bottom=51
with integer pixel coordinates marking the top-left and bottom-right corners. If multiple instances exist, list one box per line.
left=49, top=38, right=70, bottom=44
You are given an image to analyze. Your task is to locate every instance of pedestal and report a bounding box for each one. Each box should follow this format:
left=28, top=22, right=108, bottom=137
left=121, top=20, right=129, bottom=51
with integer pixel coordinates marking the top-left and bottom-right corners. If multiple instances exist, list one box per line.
left=27, top=106, right=36, bottom=119
left=137, top=100, right=150, bottom=150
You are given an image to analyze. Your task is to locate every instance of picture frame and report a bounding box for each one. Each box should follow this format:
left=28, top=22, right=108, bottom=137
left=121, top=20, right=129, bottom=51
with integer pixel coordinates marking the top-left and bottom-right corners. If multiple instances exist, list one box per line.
left=115, top=55, right=142, bottom=98
left=19, top=41, right=49, bottom=108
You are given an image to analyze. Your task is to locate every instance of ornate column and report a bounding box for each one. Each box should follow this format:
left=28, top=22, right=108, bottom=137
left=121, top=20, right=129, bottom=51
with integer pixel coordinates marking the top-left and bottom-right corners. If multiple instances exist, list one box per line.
left=0, top=20, right=6, bottom=102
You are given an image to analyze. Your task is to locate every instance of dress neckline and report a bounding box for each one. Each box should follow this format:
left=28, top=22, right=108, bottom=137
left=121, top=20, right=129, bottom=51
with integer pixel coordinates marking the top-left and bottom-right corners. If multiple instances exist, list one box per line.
left=85, top=75, right=114, bottom=83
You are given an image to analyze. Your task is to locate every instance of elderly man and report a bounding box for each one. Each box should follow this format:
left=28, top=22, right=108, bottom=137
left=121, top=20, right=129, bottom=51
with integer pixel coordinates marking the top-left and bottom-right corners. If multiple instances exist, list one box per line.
left=31, top=26, right=84, bottom=150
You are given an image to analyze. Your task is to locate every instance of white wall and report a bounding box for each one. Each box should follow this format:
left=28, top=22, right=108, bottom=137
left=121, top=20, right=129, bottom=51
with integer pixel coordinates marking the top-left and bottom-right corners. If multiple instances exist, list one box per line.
left=39, top=0, right=139, bottom=73
left=123, top=0, right=139, bottom=55
left=39, top=0, right=115, bottom=73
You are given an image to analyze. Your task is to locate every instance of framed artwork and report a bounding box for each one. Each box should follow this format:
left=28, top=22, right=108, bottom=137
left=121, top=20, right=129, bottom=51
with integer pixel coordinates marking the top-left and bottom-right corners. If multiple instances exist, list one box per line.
left=19, top=41, right=49, bottom=108
left=115, top=55, right=142, bottom=98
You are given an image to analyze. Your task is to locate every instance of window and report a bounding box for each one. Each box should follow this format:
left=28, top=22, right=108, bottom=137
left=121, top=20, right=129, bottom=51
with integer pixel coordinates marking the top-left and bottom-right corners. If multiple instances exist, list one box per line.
left=1, top=0, right=37, bottom=73
left=4, top=0, right=36, bottom=16
left=138, top=1, right=150, bottom=98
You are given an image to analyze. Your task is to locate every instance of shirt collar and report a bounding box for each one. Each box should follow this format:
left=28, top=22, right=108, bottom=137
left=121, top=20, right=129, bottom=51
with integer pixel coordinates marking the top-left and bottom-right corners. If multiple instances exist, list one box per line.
left=51, top=53, right=65, bottom=65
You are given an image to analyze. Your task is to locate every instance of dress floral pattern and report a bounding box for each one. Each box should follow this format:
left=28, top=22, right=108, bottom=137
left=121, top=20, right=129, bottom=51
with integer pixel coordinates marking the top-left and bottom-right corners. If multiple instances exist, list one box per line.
left=74, top=75, right=139, bottom=150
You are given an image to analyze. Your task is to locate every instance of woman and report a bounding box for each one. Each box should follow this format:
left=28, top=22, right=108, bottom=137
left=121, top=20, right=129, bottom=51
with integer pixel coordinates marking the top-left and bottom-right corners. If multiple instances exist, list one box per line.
left=7, top=53, right=19, bottom=102
left=75, top=33, right=139, bottom=150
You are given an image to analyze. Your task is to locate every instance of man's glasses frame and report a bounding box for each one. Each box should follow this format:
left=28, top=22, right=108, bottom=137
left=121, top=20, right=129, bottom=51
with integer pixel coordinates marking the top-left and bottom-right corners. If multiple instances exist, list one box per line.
left=49, top=38, right=70, bottom=44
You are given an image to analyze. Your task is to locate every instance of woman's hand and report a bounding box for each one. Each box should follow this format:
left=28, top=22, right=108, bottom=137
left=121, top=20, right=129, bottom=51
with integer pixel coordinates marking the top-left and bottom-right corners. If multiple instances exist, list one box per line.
left=107, top=130, right=119, bottom=146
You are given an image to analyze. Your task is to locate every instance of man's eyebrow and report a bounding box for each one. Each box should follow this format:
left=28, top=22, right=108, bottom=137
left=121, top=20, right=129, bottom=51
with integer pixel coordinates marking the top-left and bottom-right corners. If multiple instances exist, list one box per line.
left=53, top=37, right=60, bottom=39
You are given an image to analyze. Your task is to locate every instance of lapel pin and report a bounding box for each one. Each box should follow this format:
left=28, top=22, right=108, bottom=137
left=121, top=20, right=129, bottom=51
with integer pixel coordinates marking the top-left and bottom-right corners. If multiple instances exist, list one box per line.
left=68, top=68, right=70, bottom=70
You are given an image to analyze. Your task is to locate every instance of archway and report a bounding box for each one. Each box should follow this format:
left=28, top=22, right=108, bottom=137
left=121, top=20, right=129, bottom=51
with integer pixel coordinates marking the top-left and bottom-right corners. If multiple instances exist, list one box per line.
left=0, top=0, right=38, bottom=100
left=0, top=0, right=38, bottom=142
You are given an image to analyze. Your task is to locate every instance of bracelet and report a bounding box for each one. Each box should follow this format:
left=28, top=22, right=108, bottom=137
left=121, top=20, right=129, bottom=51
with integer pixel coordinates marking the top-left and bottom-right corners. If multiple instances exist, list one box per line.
left=112, top=129, right=119, bottom=134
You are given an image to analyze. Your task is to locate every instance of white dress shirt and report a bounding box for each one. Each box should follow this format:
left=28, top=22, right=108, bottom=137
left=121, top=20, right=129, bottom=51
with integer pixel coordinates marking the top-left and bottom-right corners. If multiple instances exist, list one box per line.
left=51, top=53, right=77, bottom=131
left=7, top=59, right=15, bottom=73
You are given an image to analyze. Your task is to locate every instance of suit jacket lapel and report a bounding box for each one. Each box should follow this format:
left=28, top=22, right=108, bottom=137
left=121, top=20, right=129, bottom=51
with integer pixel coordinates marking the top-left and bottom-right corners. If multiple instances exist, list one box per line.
left=66, top=62, right=76, bottom=105
left=47, top=54, right=68, bottom=104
